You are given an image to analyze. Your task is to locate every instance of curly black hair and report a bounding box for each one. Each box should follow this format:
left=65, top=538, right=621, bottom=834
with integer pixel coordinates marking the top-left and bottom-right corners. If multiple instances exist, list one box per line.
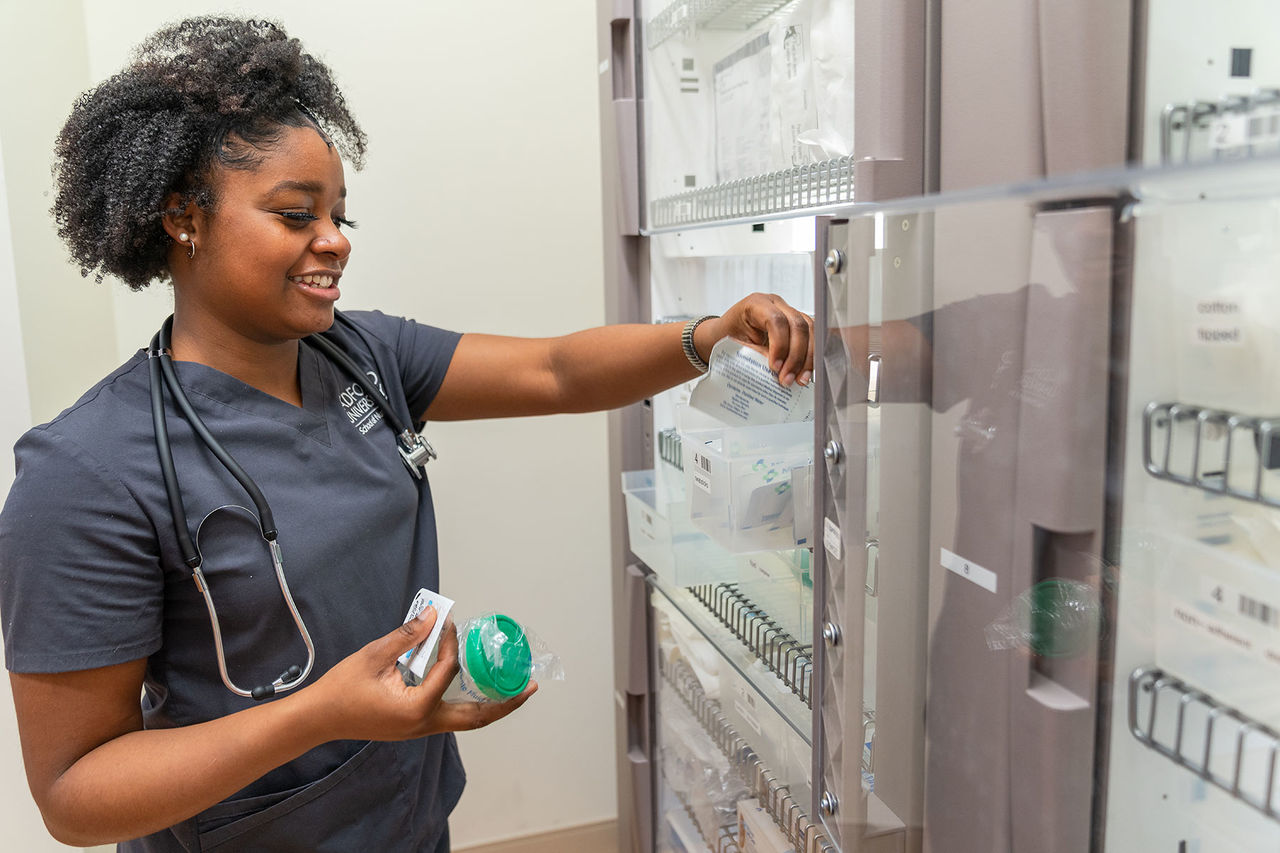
left=52, top=16, right=367, bottom=290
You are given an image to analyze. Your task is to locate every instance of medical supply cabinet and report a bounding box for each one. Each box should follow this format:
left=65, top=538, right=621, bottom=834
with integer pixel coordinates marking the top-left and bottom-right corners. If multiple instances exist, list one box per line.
left=597, top=2, right=1280, bottom=851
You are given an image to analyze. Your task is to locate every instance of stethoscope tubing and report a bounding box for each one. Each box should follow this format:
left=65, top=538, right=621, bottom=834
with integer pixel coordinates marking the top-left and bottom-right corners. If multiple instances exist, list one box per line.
left=148, top=316, right=316, bottom=700
left=309, top=319, right=437, bottom=474
left=154, top=318, right=277, bottom=543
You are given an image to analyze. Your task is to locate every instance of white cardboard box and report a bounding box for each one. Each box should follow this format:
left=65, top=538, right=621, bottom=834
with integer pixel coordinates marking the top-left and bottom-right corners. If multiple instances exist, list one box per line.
left=738, top=798, right=795, bottom=853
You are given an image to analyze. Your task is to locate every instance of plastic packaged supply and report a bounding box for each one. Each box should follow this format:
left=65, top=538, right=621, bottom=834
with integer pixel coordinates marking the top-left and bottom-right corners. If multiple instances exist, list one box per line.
left=768, top=0, right=855, bottom=168
left=442, top=613, right=563, bottom=704
left=984, top=578, right=1100, bottom=657
left=689, top=339, right=815, bottom=427
left=397, top=588, right=456, bottom=686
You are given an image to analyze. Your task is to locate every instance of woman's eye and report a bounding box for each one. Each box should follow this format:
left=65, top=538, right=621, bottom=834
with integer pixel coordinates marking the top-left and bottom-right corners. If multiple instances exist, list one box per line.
left=276, top=211, right=357, bottom=230
left=278, top=211, right=317, bottom=225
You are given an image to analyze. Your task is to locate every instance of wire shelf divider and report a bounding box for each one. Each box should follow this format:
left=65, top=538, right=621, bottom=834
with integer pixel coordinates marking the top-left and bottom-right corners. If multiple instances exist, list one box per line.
left=1159, top=88, right=1280, bottom=165
left=649, top=156, right=857, bottom=229
left=1142, top=400, right=1280, bottom=507
left=645, top=0, right=796, bottom=50
left=689, top=582, right=813, bottom=707
left=662, top=654, right=836, bottom=852
left=1128, top=666, right=1280, bottom=822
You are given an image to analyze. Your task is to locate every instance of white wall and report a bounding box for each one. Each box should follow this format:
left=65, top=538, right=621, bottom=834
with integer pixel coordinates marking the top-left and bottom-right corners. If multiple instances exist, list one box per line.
left=0, top=4, right=114, bottom=848
left=0, top=112, right=71, bottom=853
left=0, top=0, right=116, bottom=426
left=1, top=1, right=614, bottom=849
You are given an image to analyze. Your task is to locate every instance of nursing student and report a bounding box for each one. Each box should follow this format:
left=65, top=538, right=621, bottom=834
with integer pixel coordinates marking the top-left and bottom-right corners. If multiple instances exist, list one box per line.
left=0, top=15, right=814, bottom=852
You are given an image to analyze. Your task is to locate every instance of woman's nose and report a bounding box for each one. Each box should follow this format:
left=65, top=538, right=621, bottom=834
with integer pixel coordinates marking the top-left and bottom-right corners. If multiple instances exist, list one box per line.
left=312, top=222, right=351, bottom=261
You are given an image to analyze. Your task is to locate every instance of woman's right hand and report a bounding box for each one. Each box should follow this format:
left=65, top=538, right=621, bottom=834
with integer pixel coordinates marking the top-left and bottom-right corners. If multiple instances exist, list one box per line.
left=9, top=607, right=535, bottom=846
left=302, top=607, right=538, bottom=742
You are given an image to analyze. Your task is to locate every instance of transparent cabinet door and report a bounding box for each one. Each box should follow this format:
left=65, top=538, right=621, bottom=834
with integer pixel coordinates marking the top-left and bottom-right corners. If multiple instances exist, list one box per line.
left=814, top=208, right=932, bottom=851
left=636, top=0, right=925, bottom=231
left=1104, top=164, right=1280, bottom=853
left=651, top=588, right=831, bottom=852
left=815, top=187, right=1117, bottom=853
left=924, top=198, right=1114, bottom=853
left=627, top=219, right=816, bottom=596
left=621, top=216, right=832, bottom=849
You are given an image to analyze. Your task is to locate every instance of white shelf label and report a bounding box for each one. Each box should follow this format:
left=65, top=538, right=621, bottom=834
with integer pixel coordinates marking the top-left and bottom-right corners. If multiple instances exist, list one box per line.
left=1200, top=576, right=1280, bottom=631
left=636, top=507, right=657, bottom=544
left=824, top=517, right=842, bottom=560
left=1190, top=298, right=1246, bottom=347
left=1210, top=113, right=1249, bottom=150
left=940, top=547, right=997, bottom=593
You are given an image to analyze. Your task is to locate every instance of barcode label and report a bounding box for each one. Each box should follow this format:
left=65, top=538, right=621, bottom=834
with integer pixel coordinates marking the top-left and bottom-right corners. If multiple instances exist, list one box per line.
left=692, top=452, right=712, bottom=494
left=1202, top=576, right=1280, bottom=632
left=1239, top=594, right=1279, bottom=628
left=636, top=508, right=657, bottom=544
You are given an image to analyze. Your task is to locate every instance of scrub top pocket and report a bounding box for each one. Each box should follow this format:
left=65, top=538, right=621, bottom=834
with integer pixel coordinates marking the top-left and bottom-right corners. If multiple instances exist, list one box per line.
left=194, top=739, right=415, bottom=851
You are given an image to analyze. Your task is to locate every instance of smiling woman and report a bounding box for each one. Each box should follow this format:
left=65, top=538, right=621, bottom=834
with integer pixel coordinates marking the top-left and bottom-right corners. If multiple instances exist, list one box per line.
left=1, top=18, right=523, bottom=852
left=163, top=127, right=354, bottom=403
left=0, top=12, right=813, bottom=853
left=51, top=18, right=365, bottom=293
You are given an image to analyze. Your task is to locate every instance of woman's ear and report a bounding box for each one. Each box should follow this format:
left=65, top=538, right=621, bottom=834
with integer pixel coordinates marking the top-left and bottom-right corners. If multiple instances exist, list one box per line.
left=160, top=192, right=198, bottom=244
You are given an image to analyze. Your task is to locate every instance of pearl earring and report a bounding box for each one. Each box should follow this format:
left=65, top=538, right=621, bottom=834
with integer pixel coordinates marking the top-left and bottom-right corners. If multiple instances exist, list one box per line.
left=178, top=232, right=195, bottom=260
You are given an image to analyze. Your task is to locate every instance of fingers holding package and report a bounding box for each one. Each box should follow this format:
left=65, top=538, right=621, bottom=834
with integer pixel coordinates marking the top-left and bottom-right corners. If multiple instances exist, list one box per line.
left=712, top=293, right=815, bottom=387
left=305, top=608, right=535, bottom=742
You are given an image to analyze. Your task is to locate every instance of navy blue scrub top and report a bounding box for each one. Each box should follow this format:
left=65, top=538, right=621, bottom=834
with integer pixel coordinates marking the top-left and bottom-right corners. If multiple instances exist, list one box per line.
left=0, top=310, right=465, bottom=851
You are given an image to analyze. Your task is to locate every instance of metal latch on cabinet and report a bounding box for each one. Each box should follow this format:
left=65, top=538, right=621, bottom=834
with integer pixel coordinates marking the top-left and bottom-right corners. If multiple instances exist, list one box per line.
left=867, top=354, right=881, bottom=405
left=822, top=622, right=842, bottom=646
left=823, top=440, right=843, bottom=465
left=824, top=249, right=845, bottom=276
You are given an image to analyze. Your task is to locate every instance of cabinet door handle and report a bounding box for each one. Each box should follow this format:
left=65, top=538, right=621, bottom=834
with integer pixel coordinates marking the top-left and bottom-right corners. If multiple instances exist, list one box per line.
left=867, top=354, right=882, bottom=405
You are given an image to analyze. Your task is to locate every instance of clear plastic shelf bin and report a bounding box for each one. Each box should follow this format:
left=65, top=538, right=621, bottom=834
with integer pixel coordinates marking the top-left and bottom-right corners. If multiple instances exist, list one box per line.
left=679, top=419, right=813, bottom=553
left=622, top=469, right=739, bottom=586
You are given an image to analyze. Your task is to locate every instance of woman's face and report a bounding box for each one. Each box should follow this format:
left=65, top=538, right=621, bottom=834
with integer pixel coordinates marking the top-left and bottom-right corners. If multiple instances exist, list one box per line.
left=176, top=124, right=353, bottom=344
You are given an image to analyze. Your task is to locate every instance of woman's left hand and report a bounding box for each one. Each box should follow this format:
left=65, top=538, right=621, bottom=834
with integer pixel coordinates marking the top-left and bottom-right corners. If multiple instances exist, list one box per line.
left=700, top=292, right=815, bottom=387
left=425, top=292, right=815, bottom=421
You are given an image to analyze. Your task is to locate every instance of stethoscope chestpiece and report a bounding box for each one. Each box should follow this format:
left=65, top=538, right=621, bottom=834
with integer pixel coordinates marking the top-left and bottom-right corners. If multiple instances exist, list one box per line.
left=308, top=321, right=440, bottom=478
left=397, top=430, right=437, bottom=479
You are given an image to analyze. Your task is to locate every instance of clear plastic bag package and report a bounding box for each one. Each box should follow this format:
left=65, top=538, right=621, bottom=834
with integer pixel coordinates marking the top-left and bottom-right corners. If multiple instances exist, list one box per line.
left=445, top=613, right=564, bottom=703
left=985, top=579, right=1100, bottom=658
left=404, top=611, right=564, bottom=702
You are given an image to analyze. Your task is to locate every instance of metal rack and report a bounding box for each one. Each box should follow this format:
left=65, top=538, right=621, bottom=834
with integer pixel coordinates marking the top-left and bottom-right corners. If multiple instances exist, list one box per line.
left=690, top=582, right=813, bottom=706
left=1142, top=401, right=1280, bottom=506
left=1128, top=667, right=1279, bottom=822
left=645, top=0, right=795, bottom=50
left=662, top=655, right=836, bottom=852
left=660, top=676, right=742, bottom=850
left=659, top=427, right=684, bottom=471
left=1159, top=89, right=1280, bottom=164
left=649, top=156, right=857, bottom=230
left=670, top=786, right=742, bottom=853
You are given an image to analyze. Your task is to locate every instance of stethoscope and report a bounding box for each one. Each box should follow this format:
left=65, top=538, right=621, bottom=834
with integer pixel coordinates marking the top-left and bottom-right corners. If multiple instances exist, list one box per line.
left=147, top=313, right=438, bottom=700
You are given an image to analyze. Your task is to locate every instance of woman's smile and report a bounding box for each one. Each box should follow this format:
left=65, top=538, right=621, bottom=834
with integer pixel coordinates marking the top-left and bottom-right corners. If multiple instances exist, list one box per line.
left=289, top=272, right=342, bottom=302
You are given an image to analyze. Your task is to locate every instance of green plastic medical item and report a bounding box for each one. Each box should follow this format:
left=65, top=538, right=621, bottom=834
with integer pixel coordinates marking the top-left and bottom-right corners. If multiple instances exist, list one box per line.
left=1024, top=578, right=1098, bottom=658
left=463, top=614, right=533, bottom=700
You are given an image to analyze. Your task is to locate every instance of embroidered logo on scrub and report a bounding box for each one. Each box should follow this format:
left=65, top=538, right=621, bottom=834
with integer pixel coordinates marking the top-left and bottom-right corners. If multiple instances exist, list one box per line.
left=340, top=370, right=386, bottom=436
